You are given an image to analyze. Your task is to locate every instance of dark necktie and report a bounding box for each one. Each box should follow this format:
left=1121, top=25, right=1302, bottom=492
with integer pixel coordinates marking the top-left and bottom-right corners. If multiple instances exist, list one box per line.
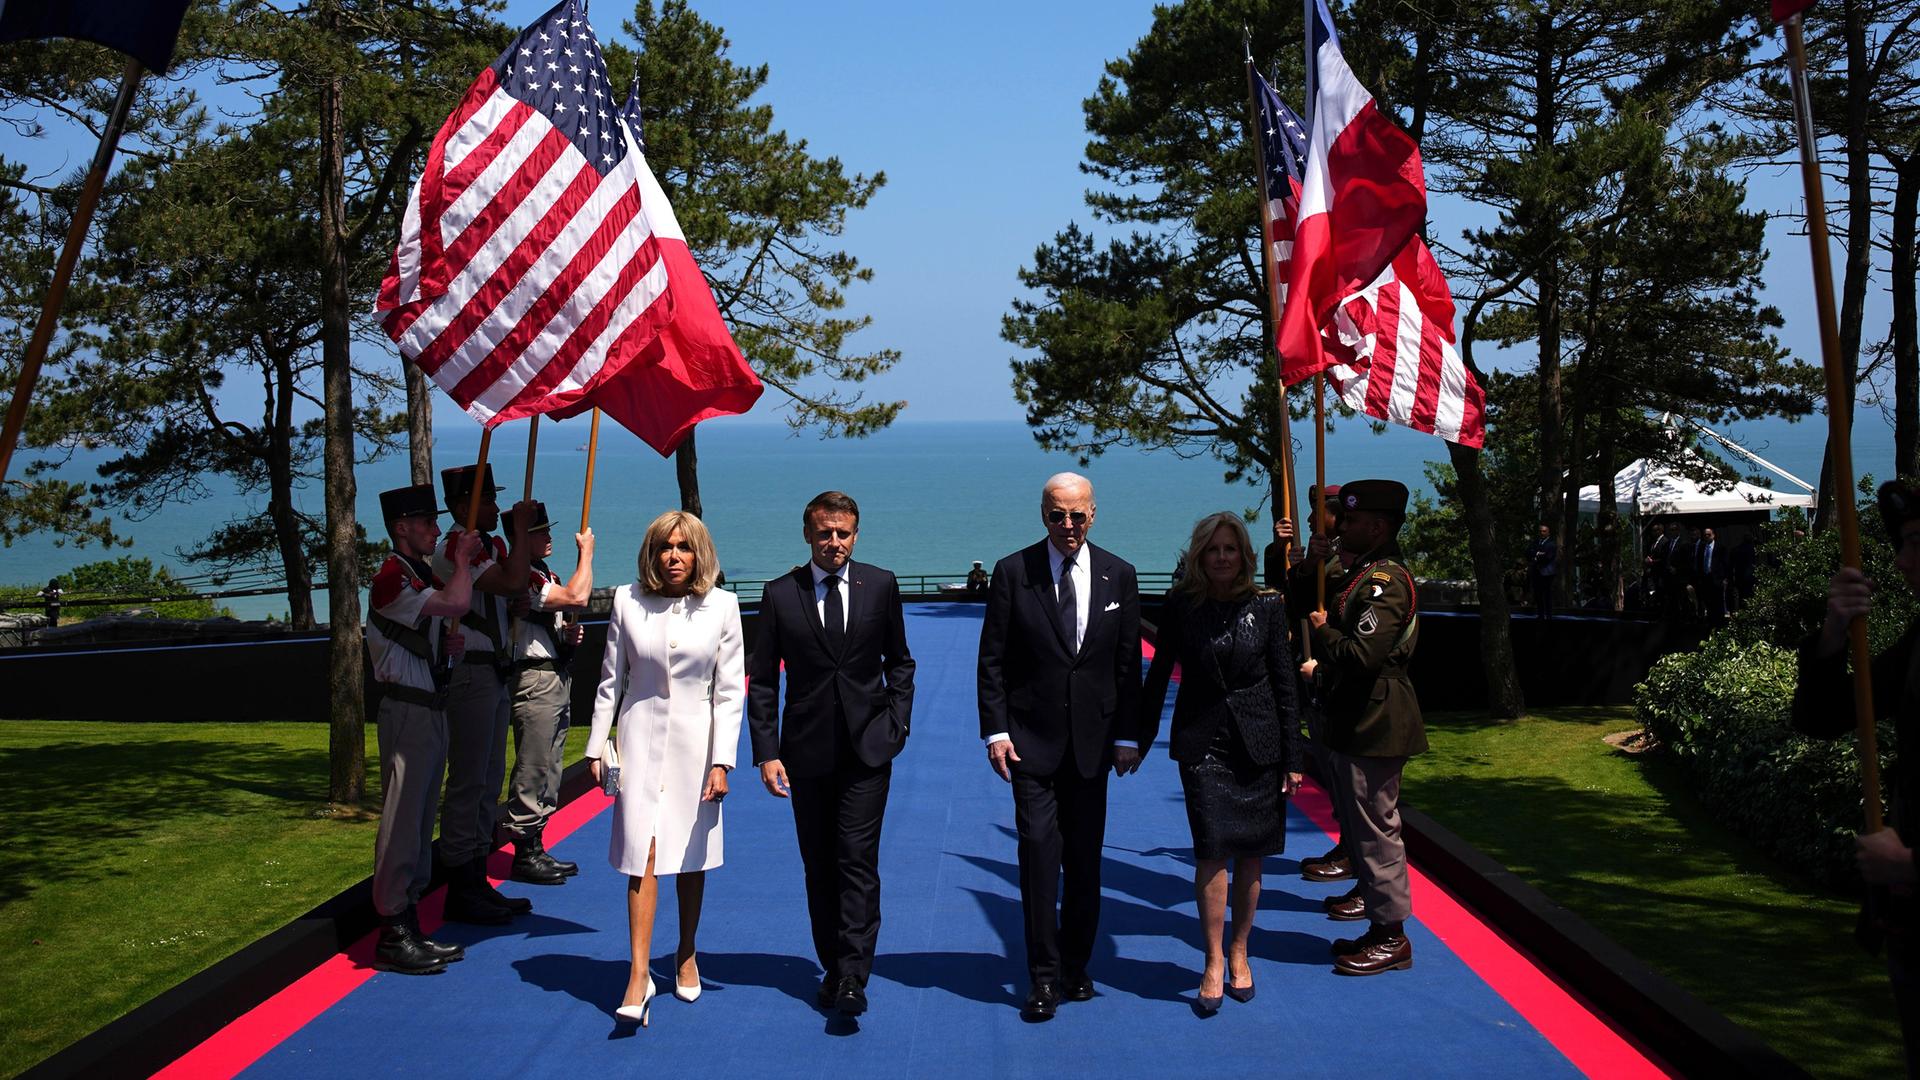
left=824, top=573, right=845, bottom=655
left=1057, top=554, right=1078, bottom=653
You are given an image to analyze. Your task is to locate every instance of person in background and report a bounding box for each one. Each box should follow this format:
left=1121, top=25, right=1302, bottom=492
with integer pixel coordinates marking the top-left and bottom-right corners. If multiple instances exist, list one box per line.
left=433, top=465, right=537, bottom=926
left=1527, top=524, right=1558, bottom=620
left=1696, top=526, right=1728, bottom=621
left=1794, top=480, right=1920, bottom=1074
left=585, top=511, right=745, bottom=1026
left=1308, top=480, right=1425, bottom=976
left=1139, top=512, right=1302, bottom=1013
left=966, top=561, right=990, bottom=592
left=501, top=501, right=594, bottom=887
left=1644, top=522, right=1675, bottom=612
left=364, top=484, right=478, bottom=975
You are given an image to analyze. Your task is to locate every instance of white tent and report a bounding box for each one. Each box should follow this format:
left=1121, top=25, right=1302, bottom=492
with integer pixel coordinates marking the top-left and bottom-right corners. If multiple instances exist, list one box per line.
left=1576, top=455, right=1815, bottom=515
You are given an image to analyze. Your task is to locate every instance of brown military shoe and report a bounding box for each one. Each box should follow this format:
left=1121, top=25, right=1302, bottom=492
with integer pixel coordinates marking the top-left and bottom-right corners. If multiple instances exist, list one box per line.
left=1324, top=889, right=1367, bottom=921
left=1333, top=929, right=1412, bottom=976
left=1301, top=850, right=1353, bottom=882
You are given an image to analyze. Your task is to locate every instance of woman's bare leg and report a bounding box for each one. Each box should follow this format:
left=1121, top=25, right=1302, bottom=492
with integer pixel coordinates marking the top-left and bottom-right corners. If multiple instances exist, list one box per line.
left=1227, top=856, right=1262, bottom=987
left=675, top=870, right=705, bottom=986
left=1195, top=858, right=1228, bottom=997
left=623, top=842, right=658, bottom=1006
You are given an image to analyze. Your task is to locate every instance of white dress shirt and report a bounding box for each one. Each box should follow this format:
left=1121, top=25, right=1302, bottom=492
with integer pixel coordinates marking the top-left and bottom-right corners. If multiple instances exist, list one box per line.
left=985, top=542, right=1135, bottom=751
left=811, top=560, right=851, bottom=634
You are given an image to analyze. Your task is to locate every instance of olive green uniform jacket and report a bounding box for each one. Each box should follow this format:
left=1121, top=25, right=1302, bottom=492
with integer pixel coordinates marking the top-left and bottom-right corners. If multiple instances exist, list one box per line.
left=1309, top=543, right=1425, bottom=758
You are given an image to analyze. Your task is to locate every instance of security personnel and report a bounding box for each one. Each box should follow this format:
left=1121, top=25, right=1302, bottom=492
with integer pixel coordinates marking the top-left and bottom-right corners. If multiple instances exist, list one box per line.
left=502, top=501, right=595, bottom=885
left=1306, top=479, right=1424, bottom=976
left=1284, top=485, right=1362, bottom=885
left=1796, top=480, right=1920, bottom=1068
left=433, top=464, right=537, bottom=923
left=366, top=484, right=479, bottom=974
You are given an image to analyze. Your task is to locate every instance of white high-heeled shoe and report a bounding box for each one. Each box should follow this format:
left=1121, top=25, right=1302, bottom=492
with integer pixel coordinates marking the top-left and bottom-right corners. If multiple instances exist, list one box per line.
left=615, top=974, right=656, bottom=1026
left=674, top=955, right=702, bottom=1002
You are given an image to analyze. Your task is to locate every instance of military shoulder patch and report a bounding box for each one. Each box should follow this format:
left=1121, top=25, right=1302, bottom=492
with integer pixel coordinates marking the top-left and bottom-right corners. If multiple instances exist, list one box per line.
left=1369, top=570, right=1393, bottom=581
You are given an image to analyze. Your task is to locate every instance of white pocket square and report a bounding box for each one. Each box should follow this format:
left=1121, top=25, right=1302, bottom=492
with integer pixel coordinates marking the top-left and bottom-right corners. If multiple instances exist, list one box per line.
left=1103, top=601, right=1120, bottom=612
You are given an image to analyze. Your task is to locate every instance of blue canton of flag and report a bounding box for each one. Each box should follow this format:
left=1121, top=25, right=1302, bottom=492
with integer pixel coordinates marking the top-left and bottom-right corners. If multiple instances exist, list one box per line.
left=1254, top=69, right=1308, bottom=199
left=620, top=76, right=647, bottom=150
left=496, top=0, right=627, bottom=173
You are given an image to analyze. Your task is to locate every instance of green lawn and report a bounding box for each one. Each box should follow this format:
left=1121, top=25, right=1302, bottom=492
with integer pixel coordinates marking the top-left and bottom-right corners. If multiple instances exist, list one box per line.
left=0, top=719, right=589, bottom=1078
left=1406, top=706, right=1902, bottom=1080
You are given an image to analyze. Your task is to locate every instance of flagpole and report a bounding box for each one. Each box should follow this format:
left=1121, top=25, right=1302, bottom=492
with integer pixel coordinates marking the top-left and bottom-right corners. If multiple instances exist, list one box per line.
left=463, top=428, right=493, bottom=534
left=0, top=57, right=145, bottom=485
left=1314, top=373, right=1328, bottom=613
left=1243, top=33, right=1298, bottom=568
left=1786, top=12, right=1881, bottom=830
left=523, top=414, right=540, bottom=502
left=579, top=408, right=602, bottom=531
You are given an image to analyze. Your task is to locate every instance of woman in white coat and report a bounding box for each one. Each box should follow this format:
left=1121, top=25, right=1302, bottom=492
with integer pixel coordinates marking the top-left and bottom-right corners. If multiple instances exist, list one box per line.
left=585, top=510, right=744, bottom=1026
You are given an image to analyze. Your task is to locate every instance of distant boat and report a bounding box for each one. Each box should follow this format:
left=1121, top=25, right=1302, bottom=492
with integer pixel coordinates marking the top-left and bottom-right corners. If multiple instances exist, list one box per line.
left=574, top=443, right=589, bottom=451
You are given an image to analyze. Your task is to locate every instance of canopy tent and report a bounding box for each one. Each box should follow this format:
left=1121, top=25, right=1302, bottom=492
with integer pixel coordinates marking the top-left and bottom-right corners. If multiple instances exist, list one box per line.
left=1576, top=455, right=1815, bottom=516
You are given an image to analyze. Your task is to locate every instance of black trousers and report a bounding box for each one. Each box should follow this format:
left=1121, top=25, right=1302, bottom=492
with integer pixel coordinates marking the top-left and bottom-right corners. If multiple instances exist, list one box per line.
left=789, top=745, right=891, bottom=987
left=1011, top=760, right=1109, bottom=985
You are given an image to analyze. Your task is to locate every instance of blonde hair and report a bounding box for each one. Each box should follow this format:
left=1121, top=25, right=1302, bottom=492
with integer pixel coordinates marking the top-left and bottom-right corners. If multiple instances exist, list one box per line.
left=637, top=510, right=720, bottom=596
left=1171, top=511, right=1258, bottom=605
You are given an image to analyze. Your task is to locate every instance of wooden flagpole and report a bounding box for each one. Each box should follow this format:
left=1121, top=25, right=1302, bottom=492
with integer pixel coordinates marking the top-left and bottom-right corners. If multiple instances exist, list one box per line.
left=579, top=408, right=602, bottom=531
left=0, top=58, right=144, bottom=485
left=523, top=414, right=540, bottom=502
left=1243, top=35, right=1299, bottom=569
left=1314, top=373, right=1328, bottom=613
left=1786, top=12, right=1881, bottom=829
left=463, top=428, right=493, bottom=534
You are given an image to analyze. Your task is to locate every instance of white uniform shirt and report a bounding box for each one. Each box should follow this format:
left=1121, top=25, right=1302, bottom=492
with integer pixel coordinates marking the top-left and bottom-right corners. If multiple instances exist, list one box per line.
left=512, top=563, right=565, bottom=662
left=365, top=554, right=443, bottom=693
left=433, top=529, right=505, bottom=656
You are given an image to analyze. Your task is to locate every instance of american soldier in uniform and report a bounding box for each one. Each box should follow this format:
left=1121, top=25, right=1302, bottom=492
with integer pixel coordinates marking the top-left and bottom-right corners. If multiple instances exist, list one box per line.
left=1305, top=479, right=1424, bottom=975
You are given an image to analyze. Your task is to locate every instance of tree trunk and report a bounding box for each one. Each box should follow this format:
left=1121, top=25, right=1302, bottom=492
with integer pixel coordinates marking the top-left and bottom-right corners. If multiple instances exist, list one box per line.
left=1596, top=406, right=1622, bottom=612
left=405, top=357, right=434, bottom=486
left=675, top=429, right=703, bottom=517
left=1817, top=0, right=1878, bottom=528
left=269, top=349, right=316, bottom=630
left=1448, top=440, right=1525, bottom=718
left=1894, top=154, right=1919, bottom=479
left=319, top=4, right=366, bottom=807
left=1529, top=13, right=1565, bottom=589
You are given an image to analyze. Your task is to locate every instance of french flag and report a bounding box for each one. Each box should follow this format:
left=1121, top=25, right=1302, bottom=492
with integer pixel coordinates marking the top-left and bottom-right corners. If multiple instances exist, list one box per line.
left=547, top=78, right=764, bottom=455
left=1277, top=0, right=1429, bottom=387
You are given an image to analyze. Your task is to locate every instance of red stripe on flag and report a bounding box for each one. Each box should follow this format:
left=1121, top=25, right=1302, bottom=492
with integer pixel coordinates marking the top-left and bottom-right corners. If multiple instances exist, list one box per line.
left=410, top=160, right=602, bottom=380
left=414, top=69, right=504, bottom=304
left=448, top=179, right=646, bottom=403
left=1364, top=285, right=1401, bottom=418
left=1406, top=298, right=1448, bottom=431
left=435, top=125, right=571, bottom=298
left=439, top=100, right=533, bottom=203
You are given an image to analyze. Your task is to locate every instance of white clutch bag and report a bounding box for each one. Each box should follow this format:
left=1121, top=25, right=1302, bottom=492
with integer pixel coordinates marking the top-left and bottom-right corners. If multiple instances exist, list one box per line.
left=600, top=740, right=621, bottom=796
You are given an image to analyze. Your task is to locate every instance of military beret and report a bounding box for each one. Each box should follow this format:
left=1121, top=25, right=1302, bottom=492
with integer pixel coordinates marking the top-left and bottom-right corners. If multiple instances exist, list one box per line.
left=441, top=463, right=504, bottom=509
left=1339, top=479, right=1409, bottom=518
left=504, top=500, right=552, bottom=534
left=379, top=484, right=440, bottom=523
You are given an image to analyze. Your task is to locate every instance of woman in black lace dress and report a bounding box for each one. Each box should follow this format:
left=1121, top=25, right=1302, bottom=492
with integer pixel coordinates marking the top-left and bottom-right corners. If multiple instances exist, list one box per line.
left=1140, top=512, right=1303, bottom=1013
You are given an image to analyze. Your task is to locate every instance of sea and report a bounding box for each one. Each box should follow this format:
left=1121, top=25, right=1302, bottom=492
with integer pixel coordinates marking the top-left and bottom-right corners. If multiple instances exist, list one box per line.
left=0, top=414, right=1891, bottom=621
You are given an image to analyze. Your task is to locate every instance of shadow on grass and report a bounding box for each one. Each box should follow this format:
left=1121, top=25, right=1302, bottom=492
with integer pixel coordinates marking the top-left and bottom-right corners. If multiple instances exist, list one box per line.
left=0, top=735, right=345, bottom=905
left=1407, top=757, right=1899, bottom=1080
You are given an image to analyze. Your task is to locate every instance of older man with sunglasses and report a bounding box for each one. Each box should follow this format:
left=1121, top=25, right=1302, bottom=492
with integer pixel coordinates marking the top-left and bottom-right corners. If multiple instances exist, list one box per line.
left=977, top=471, right=1144, bottom=1020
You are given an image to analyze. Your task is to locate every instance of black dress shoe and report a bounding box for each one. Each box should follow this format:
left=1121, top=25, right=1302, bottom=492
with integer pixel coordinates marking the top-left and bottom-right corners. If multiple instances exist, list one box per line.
left=1062, top=973, right=1094, bottom=1002
left=510, top=844, right=568, bottom=886
left=835, top=976, right=868, bottom=1017
left=815, top=977, right=836, bottom=1010
left=373, top=923, right=448, bottom=975
left=1325, top=889, right=1367, bottom=922
left=1022, top=982, right=1060, bottom=1021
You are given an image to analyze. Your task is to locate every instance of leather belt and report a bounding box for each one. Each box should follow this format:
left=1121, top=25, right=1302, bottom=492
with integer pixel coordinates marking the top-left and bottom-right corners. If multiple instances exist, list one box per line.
left=378, top=682, right=448, bottom=710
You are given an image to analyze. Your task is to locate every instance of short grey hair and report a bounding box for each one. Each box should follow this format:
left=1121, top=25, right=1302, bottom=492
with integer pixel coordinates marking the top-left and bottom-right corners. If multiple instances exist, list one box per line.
left=1042, top=471, right=1093, bottom=502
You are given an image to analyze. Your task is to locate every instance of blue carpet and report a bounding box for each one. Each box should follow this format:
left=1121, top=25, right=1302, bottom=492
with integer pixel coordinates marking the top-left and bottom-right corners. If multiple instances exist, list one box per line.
left=240, top=604, right=1580, bottom=1078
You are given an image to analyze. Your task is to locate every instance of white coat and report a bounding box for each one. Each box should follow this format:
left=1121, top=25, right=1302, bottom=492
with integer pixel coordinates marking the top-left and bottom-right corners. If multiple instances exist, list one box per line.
left=585, top=584, right=744, bottom=877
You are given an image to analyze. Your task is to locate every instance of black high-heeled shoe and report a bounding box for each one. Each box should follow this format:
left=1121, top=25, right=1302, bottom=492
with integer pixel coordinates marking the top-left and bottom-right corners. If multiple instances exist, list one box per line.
left=1194, top=991, right=1223, bottom=1016
left=1225, top=980, right=1255, bottom=1003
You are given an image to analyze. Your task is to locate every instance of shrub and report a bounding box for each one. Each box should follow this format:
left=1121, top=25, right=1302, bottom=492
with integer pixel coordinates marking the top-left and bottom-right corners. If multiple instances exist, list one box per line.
left=47, top=557, right=219, bottom=620
left=1637, top=631, right=1894, bottom=888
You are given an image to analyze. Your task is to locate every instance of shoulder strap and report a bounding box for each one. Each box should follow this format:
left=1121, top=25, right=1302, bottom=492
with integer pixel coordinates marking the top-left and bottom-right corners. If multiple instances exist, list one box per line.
left=370, top=608, right=433, bottom=660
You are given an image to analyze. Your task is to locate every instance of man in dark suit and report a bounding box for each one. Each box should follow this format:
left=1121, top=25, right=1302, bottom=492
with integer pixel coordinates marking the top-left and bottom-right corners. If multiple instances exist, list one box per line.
left=977, top=472, right=1143, bottom=1021
left=1527, top=523, right=1558, bottom=619
left=749, top=491, right=916, bottom=1019
left=1696, top=525, right=1729, bottom=620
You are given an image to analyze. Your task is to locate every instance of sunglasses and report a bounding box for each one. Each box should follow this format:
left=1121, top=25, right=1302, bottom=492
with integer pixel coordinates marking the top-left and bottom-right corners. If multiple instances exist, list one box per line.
left=1046, top=510, right=1090, bottom=526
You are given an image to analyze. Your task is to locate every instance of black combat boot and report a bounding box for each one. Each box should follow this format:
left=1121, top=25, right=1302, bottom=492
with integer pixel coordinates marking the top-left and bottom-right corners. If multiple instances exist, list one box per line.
left=472, top=856, right=534, bottom=915
left=510, top=836, right=568, bottom=885
left=373, top=915, right=448, bottom=975
left=405, top=906, right=465, bottom=962
left=441, top=860, right=513, bottom=926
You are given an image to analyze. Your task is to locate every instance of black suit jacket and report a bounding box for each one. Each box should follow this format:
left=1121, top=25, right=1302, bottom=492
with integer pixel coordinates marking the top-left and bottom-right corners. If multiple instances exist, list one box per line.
left=748, top=560, right=916, bottom=778
left=976, top=540, right=1143, bottom=778
left=1138, top=592, right=1302, bottom=768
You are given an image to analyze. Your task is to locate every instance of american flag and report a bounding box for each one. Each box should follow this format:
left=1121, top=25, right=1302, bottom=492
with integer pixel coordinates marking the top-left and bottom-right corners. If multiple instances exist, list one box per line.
left=377, top=0, right=676, bottom=427
left=1253, top=70, right=1309, bottom=313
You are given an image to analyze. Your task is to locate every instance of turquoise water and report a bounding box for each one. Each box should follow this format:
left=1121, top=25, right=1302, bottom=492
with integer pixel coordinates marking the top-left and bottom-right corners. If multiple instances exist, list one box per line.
left=1, top=414, right=1887, bottom=620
